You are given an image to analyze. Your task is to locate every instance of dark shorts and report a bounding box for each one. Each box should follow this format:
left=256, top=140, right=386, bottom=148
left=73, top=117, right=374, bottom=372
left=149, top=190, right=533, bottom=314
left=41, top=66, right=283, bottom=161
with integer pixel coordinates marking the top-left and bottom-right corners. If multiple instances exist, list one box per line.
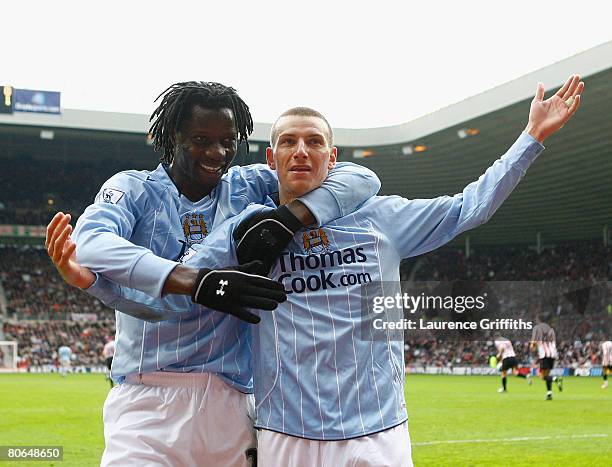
left=105, top=357, right=113, bottom=370
left=501, top=357, right=518, bottom=371
left=539, top=357, right=555, bottom=371
left=605, top=365, right=612, bottom=372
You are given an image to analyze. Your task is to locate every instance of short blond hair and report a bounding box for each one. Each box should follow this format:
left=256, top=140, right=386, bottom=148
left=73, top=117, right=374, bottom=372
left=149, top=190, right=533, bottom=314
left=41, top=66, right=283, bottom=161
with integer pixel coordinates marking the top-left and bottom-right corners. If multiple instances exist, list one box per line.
left=270, top=107, right=333, bottom=147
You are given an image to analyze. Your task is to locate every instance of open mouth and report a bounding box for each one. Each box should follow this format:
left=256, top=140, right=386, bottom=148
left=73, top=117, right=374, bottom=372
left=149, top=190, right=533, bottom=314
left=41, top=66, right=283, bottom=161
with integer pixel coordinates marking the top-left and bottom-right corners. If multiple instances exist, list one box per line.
left=198, top=163, right=224, bottom=174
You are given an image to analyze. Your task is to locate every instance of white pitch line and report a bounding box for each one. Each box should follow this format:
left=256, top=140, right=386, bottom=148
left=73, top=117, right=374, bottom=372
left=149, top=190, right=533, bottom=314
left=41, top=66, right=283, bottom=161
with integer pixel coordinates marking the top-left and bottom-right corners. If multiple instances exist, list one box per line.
left=413, top=433, right=609, bottom=446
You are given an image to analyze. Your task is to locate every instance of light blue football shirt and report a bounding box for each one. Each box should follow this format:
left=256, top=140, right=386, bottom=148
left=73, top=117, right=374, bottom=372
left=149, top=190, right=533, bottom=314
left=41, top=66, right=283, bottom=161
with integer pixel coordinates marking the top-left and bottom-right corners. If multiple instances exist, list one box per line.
left=91, top=133, right=544, bottom=438
left=76, top=162, right=380, bottom=389
left=58, top=346, right=72, bottom=361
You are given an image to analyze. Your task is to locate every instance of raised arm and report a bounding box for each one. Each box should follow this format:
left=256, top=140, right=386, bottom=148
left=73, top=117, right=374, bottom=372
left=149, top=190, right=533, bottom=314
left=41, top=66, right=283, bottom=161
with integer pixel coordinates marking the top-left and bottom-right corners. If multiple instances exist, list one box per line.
left=373, top=75, right=584, bottom=259
left=46, top=206, right=280, bottom=323
left=46, top=212, right=203, bottom=320
left=524, top=75, right=582, bottom=143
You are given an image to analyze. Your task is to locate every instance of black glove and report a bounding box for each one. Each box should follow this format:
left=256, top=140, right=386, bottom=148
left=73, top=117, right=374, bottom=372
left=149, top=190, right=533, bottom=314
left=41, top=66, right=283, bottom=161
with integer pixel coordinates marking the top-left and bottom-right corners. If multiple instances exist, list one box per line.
left=191, top=261, right=287, bottom=324
left=233, top=206, right=304, bottom=273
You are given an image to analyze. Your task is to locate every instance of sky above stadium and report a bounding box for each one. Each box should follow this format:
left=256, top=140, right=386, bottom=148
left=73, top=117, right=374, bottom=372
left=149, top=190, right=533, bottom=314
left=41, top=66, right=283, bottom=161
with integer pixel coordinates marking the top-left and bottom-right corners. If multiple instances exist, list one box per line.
left=4, top=1, right=612, bottom=129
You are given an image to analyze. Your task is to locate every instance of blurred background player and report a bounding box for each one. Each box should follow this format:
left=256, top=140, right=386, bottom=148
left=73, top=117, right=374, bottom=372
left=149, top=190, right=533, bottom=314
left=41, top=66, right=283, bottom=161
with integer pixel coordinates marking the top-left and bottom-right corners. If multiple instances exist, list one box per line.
left=601, top=340, right=612, bottom=388
left=531, top=316, right=563, bottom=400
left=57, top=344, right=72, bottom=377
left=102, top=336, right=115, bottom=388
left=495, top=335, right=531, bottom=392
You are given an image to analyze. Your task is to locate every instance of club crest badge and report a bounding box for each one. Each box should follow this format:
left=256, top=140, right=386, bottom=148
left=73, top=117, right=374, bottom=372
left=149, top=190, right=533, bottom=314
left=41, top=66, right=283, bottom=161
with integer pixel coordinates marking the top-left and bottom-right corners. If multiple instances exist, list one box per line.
left=182, top=213, right=208, bottom=245
left=303, top=228, right=331, bottom=254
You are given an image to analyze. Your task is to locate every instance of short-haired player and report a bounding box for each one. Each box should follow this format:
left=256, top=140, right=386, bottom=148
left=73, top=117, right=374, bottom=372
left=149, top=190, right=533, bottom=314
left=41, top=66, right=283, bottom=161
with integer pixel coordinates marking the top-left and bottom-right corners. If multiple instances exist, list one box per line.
left=530, top=318, right=563, bottom=400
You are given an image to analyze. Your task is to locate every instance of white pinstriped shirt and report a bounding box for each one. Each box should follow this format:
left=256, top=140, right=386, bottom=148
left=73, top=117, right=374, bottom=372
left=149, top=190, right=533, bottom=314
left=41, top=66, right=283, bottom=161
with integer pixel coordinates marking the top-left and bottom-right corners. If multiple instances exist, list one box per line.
left=251, top=132, right=543, bottom=439
left=601, top=340, right=612, bottom=366
left=495, top=338, right=516, bottom=360
left=531, top=323, right=558, bottom=359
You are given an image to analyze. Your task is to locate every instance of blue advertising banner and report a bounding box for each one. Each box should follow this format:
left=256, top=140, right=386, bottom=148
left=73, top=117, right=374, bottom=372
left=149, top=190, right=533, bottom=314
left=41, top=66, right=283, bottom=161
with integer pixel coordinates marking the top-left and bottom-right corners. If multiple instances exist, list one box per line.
left=14, top=88, right=61, bottom=114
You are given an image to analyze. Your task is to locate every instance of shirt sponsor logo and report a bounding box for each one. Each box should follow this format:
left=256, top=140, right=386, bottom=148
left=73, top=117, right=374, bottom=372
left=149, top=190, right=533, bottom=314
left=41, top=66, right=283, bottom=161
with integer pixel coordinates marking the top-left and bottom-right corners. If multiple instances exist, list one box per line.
left=277, top=228, right=372, bottom=294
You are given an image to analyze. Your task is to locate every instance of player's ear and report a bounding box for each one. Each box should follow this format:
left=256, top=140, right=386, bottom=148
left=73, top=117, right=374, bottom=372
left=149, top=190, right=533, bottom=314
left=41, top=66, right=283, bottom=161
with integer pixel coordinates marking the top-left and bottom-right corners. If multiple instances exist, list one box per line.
left=266, top=147, right=276, bottom=170
left=328, top=147, right=337, bottom=169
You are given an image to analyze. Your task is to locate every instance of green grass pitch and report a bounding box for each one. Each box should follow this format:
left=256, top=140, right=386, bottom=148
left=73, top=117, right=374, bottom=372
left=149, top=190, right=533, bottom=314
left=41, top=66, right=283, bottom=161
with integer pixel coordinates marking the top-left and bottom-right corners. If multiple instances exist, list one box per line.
left=0, top=374, right=610, bottom=466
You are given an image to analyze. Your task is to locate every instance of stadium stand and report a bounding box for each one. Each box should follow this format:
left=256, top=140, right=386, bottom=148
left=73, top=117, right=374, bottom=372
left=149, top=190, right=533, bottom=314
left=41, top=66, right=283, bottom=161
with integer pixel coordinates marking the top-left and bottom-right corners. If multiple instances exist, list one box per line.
left=410, top=243, right=610, bottom=282
left=0, top=156, right=151, bottom=225
left=2, top=320, right=114, bottom=368
left=0, top=245, right=112, bottom=321
left=0, top=242, right=608, bottom=371
left=0, top=43, right=609, bottom=373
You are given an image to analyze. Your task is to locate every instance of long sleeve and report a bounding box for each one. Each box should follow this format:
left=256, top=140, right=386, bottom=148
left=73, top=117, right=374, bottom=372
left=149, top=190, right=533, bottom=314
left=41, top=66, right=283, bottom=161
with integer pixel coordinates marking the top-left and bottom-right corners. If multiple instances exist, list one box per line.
left=86, top=274, right=194, bottom=322
left=84, top=205, right=266, bottom=321
left=230, top=162, right=380, bottom=225
left=73, top=171, right=178, bottom=298
left=299, top=162, right=381, bottom=225
left=367, top=132, right=544, bottom=258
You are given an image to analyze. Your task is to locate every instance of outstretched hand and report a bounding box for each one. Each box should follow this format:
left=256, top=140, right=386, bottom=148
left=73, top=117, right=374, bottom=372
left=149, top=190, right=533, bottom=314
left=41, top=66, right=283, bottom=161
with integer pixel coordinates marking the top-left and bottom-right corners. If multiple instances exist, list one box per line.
left=46, top=212, right=96, bottom=289
left=525, top=74, right=583, bottom=143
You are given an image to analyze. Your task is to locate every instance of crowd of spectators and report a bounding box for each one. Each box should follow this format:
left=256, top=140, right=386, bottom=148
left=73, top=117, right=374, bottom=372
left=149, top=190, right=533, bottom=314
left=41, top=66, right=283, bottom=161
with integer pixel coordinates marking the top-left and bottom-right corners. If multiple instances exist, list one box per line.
left=2, top=320, right=114, bottom=368
left=0, top=156, right=150, bottom=225
left=0, top=242, right=609, bottom=369
left=400, top=242, right=610, bottom=368
left=0, top=245, right=112, bottom=320
left=410, top=242, right=610, bottom=282
left=404, top=339, right=605, bottom=369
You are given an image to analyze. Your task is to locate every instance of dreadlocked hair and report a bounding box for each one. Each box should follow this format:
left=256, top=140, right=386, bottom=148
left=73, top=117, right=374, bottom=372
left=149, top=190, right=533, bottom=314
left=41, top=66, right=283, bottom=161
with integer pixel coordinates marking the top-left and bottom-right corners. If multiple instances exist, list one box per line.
left=149, top=81, right=254, bottom=164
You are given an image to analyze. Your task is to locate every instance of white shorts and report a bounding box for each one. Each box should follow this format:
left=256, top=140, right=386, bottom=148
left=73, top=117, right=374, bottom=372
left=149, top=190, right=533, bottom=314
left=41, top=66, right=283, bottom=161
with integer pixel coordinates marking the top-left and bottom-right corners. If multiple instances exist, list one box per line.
left=101, top=372, right=256, bottom=467
left=258, top=421, right=413, bottom=467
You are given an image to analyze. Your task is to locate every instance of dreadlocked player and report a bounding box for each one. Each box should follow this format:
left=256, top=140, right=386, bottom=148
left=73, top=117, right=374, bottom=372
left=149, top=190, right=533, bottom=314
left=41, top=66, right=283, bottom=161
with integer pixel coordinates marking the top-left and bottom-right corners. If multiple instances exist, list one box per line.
left=46, top=81, right=381, bottom=467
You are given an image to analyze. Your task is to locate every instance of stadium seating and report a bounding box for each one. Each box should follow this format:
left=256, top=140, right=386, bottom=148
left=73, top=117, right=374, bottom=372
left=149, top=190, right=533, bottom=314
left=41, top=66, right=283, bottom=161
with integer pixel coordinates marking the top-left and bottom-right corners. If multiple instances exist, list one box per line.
left=0, top=245, right=112, bottom=321
left=0, top=242, right=608, bottom=370
left=2, top=320, right=114, bottom=368
left=0, top=156, right=151, bottom=225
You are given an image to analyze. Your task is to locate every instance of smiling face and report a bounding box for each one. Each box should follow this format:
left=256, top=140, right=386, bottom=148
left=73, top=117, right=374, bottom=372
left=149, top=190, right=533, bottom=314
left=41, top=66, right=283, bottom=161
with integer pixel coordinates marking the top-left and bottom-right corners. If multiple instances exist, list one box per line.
left=169, top=105, right=238, bottom=200
left=267, top=114, right=337, bottom=204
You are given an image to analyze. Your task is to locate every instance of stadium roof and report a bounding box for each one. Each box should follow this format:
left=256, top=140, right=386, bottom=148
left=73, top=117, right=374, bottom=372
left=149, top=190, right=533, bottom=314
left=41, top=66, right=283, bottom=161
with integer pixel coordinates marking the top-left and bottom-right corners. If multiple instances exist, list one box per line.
left=1, top=41, right=611, bottom=146
left=1, top=41, right=611, bottom=247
